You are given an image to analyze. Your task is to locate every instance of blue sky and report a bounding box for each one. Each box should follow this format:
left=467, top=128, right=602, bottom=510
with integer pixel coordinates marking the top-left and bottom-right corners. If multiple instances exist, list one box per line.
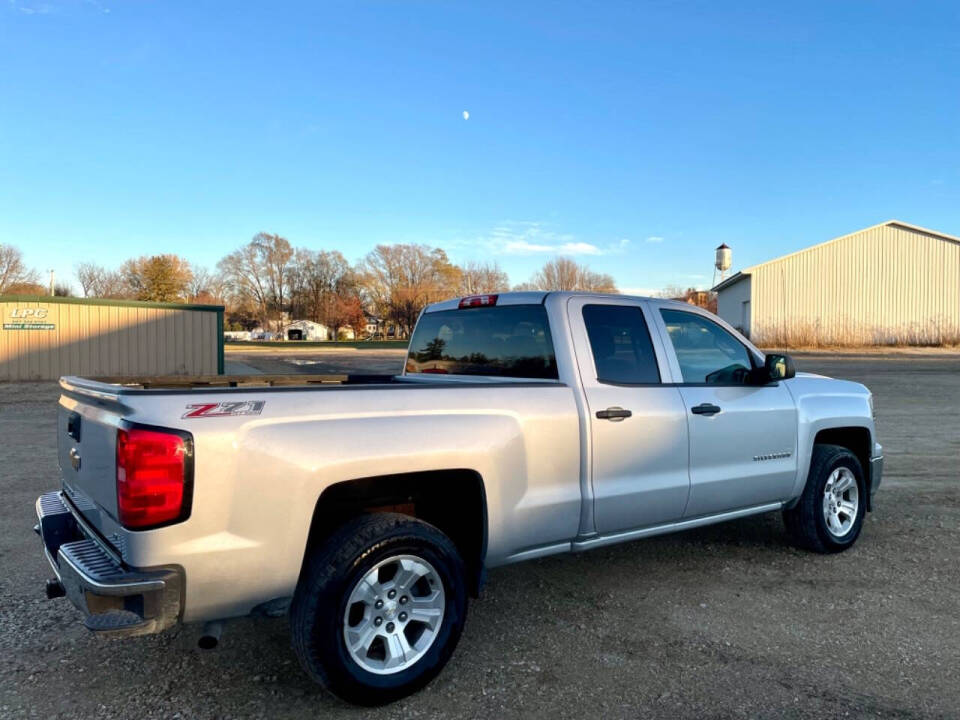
left=2, top=1, right=958, bottom=294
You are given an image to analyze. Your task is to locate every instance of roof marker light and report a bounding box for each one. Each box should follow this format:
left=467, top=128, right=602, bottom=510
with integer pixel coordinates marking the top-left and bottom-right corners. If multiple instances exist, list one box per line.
left=458, top=294, right=498, bottom=309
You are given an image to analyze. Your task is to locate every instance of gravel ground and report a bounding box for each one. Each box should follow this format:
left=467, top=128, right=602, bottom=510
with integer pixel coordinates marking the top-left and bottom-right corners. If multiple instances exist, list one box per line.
left=1, top=354, right=958, bottom=719
left=224, top=347, right=407, bottom=375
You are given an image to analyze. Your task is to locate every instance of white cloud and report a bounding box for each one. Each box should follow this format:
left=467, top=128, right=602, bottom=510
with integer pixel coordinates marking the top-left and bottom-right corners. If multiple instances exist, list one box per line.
left=10, top=0, right=109, bottom=14
left=503, top=240, right=559, bottom=254
left=645, top=236, right=665, bottom=243
left=558, top=241, right=604, bottom=255
left=484, top=222, right=627, bottom=257
left=14, top=2, right=52, bottom=14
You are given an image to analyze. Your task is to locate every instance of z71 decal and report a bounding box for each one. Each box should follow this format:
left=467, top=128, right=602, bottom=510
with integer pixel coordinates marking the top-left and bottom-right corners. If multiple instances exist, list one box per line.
left=182, top=401, right=266, bottom=419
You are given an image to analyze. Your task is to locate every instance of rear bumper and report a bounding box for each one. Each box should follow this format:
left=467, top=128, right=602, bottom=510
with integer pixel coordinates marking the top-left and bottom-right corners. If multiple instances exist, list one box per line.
left=36, top=491, right=182, bottom=637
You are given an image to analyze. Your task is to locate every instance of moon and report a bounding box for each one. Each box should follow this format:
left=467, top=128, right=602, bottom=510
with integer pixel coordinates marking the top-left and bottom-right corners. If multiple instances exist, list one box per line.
left=462, top=110, right=470, bottom=120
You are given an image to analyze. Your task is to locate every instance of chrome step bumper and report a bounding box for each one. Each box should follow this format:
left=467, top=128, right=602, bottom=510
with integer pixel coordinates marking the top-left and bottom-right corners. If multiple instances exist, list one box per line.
left=35, top=491, right=182, bottom=637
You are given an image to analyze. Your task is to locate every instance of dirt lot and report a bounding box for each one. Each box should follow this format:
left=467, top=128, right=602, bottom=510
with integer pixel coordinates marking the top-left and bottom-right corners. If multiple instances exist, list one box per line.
left=1, top=353, right=958, bottom=719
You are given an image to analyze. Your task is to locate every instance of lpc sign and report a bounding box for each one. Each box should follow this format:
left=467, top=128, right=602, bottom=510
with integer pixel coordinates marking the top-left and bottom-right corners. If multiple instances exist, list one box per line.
left=4, top=308, right=55, bottom=331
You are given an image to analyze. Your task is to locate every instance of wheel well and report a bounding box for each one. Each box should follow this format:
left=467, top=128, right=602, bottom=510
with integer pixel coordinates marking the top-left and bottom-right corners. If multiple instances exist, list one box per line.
left=302, top=469, right=487, bottom=597
left=813, top=426, right=873, bottom=509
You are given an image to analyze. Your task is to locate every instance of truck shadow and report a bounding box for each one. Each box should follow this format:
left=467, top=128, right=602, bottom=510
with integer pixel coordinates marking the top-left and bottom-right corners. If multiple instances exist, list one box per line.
left=21, top=505, right=890, bottom=717
left=128, top=512, right=798, bottom=709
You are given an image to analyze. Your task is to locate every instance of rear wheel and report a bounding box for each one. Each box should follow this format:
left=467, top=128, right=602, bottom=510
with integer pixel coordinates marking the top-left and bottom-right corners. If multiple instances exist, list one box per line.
left=783, top=444, right=866, bottom=553
left=290, top=513, right=467, bottom=705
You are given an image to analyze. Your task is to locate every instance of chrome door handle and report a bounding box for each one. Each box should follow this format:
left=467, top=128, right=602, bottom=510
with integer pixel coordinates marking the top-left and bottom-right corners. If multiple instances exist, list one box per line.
left=596, top=407, right=632, bottom=421
left=691, top=403, right=721, bottom=416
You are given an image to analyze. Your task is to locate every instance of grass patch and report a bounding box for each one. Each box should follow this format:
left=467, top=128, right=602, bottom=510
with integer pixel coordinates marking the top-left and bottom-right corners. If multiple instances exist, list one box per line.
left=751, top=320, right=960, bottom=349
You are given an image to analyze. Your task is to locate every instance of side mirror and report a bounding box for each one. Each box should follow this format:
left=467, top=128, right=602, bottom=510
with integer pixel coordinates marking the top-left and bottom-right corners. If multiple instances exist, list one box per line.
left=764, top=353, right=796, bottom=382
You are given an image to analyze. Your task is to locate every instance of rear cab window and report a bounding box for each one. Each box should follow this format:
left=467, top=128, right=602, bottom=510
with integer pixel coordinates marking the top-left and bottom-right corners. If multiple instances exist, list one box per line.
left=405, top=304, right=558, bottom=379
left=582, top=304, right=661, bottom=384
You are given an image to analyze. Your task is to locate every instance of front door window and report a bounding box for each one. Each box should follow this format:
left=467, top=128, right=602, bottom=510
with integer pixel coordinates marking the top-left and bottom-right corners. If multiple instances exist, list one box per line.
left=660, top=309, right=752, bottom=384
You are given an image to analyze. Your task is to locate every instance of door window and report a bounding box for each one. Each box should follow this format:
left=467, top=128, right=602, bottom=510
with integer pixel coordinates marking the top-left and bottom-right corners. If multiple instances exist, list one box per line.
left=660, top=309, right=753, bottom=384
left=582, top=304, right=661, bottom=384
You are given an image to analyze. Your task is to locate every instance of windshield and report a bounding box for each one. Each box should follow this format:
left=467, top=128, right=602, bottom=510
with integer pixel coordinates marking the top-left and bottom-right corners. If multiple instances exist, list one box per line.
left=405, top=305, right=558, bottom=379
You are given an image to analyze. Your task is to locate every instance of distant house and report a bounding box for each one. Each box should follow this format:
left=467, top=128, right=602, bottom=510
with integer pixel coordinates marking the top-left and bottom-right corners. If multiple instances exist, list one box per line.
left=223, top=330, right=251, bottom=341
left=363, top=314, right=403, bottom=339
left=249, top=328, right=277, bottom=341
left=283, top=319, right=331, bottom=341
left=364, top=313, right=382, bottom=338
left=681, top=290, right=716, bottom=313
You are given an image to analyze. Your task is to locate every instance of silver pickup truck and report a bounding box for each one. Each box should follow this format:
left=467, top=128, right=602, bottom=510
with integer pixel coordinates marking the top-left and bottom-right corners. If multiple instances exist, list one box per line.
left=35, top=291, right=882, bottom=704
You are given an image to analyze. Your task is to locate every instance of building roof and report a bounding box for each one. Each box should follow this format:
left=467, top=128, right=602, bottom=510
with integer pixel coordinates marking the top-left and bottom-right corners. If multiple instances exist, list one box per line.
left=711, top=220, right=960, bottom=292
left=0, top=294, right=224, bottom=312
left=284, top=319, right=328, bottom=329
left=712, top=272, right=748, bottom=292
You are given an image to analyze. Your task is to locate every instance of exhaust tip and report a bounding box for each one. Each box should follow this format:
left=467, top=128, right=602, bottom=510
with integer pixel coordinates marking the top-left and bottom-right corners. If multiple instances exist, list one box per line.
left=45, top=578, right=66, bottom=599
left=198, top=620, right=224, bottom=650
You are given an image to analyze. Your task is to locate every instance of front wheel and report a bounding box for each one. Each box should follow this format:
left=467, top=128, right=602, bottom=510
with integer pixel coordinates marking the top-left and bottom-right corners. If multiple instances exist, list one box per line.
left=290, top=513, right=467, bottom=705
left=783, top=444, right=866, bottom=553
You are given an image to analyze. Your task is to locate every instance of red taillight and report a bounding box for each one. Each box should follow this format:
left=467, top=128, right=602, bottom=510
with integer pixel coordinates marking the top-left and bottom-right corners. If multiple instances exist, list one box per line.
left=459, top=294, right=498, bottom=309
left=116, top=428, right=191, bottom=529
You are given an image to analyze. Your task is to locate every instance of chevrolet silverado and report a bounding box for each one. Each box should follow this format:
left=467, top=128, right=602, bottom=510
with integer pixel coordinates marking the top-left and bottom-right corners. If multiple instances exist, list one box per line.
left=34, top=291, right=883, bottom=704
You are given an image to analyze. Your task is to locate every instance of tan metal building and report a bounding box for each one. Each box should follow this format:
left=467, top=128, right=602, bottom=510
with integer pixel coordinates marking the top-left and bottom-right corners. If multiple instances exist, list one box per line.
left=714, top=220, right=960, bottom=346
left=0, top=295, right=224, bottom=381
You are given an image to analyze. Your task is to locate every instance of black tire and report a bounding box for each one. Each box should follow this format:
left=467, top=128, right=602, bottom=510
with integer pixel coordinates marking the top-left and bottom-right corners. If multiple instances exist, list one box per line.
left=290, top=513, right=467, bottom=706
left=783, top=444, right=866, bottom=553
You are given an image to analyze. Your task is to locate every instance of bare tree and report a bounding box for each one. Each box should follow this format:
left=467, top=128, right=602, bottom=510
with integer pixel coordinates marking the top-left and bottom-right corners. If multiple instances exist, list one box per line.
left=655, top=285, right=687, bottom=300
left=185, top=267, right=228, bottom=304
left=76, top=263, right=129, bottom=298
left=458, top=260, right=510, bottom=295
left=76, top=263, right=101, bottom=297
left=290, top=249, right=356, bottom=327
left=359, top=244, right=461, bottom=337
left=525, top=257, right=618, bottom=292
left=0, top=244, right=39, bottom=293
left=218, top=241, right=271, bottom=327
left=187, top=267, right=212, bottom=300
left=218, top=233, right=296, bottom=331
left=286, top=249, right=312, bottom=320
left=253, top=233, right=294, bottom=333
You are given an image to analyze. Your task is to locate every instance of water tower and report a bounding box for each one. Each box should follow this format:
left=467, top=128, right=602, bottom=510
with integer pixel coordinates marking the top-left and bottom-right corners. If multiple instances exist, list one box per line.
left=713, top=243, right=732, bottom=287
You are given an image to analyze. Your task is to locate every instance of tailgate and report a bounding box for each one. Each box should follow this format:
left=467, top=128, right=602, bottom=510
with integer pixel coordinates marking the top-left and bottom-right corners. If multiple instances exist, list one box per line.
left=57, top=383, right=124, bottom=531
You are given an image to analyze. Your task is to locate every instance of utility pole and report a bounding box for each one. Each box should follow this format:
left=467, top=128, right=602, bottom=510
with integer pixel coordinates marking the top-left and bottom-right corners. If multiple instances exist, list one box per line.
left=48, top=269, right=55, bottom=296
